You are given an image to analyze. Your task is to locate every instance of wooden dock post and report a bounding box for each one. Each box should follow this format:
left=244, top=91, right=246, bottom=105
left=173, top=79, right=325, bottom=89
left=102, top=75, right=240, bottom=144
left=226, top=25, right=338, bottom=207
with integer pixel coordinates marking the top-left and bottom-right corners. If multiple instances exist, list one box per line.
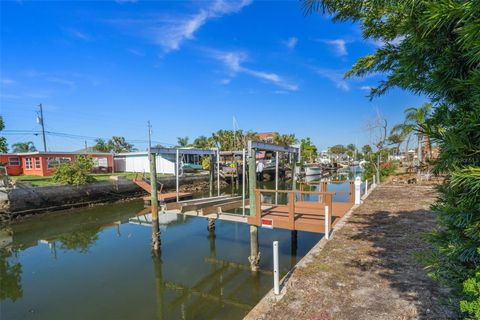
left=209, top=154, right=214, bottom=197
left=149, top=152, right=160, bottom=253
left=249, top=225, right=260, bottom=272
left=207, top=217, right=216, bottom=232
left=248, top=146, right=260, bottom=271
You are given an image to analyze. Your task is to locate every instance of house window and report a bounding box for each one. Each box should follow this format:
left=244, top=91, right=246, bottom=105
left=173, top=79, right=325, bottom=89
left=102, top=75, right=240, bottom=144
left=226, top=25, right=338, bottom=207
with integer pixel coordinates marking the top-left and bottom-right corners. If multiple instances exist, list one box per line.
left=35, top=157, right=41, bottom=169
left=8, top=157, right=20, bottom=166
left=25, top=157, right=33, bottom=169
left=47, top=157, right=71, bottom=168
left=93, top=157, right=108, bottom=168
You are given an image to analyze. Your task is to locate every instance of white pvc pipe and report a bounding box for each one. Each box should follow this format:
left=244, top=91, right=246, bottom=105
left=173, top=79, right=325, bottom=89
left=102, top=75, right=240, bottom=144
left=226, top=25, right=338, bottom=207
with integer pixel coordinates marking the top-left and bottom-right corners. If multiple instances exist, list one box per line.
left=242, top=148, right=246, bottom=216
left=355, top=177, right=361, bottom=205
left=275, top=151, right=279, bottom=205
left=273, top=241, right=280, bottom=295
left=217, top=148, right=220, bottom=197
left=325, top=205, right=330, bottom=240
left=176, top=149, right=179, bottom=202
left=365, top=179, right=368, bottom=195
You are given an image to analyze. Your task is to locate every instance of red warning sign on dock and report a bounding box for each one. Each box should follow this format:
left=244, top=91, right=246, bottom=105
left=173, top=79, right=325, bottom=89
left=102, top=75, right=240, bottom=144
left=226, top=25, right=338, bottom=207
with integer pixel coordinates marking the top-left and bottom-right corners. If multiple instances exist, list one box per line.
left=261, top=218, right=273, bottom=229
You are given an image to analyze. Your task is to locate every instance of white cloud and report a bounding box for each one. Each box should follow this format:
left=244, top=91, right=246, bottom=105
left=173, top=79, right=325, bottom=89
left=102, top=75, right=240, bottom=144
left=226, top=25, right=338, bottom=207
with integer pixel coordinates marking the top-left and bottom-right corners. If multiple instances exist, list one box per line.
left=360, top=85, right=373, bottom=91
left=212, top=50, right=298, bottom=91
left=284, top=37, right=298, bottom=49
left=316, top=68, right=350, bottom=91
left=111, top=0, right=252, bottom=53
left=368, top=36, right=405, bottom=47
left=67, top=29, right=92, bottom=41
left=220, top=78, right=231, bottom=85
left=324, top=39, right=347, bottom=56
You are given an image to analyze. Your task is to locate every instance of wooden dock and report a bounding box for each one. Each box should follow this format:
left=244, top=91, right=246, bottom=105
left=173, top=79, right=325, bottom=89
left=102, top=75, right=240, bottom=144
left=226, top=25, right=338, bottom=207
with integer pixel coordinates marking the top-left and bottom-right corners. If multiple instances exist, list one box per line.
left=247, top=189, right=354, bottom=234
left=133, top=178, right=193, bottom=203
left=247, top=201, right=352, bottom=233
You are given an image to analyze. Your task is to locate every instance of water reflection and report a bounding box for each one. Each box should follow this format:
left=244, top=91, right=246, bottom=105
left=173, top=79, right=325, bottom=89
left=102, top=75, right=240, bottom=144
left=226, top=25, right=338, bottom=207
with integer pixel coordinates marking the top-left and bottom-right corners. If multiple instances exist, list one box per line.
left=0, top=247, right=22, bottom=302
left=0, top=200, right=321, bottom=319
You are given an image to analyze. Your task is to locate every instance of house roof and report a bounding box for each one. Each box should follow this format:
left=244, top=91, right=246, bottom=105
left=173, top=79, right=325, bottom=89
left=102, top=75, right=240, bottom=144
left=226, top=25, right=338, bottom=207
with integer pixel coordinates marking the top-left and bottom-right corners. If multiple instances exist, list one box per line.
left=0, top=151, right=113, bottom=156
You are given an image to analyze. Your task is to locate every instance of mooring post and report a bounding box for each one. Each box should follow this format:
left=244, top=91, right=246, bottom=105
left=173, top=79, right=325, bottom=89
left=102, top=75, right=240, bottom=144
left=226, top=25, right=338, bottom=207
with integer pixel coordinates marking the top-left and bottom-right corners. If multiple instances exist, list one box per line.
left=207, top=217, right=216, bottom=232
left=249, top=225, right=260, bottom=271
left=324, top=205, right=330, bottom=240
left=290, top=230, right=298, bottom=268
left=242, top=148, right=246, bottom=216
left=273, top=241, right=280, bottom=295
left=149, top=152, right=160, bottom=253
left=176, top=149, right=180, bottom=202
left=248, top=145, right=260, bottom=271
left=355, top=176, right=361, bottom=205
left=372, top=174, right=376, bottom=187
left=209, top=154, right=214, bottom=197
left=216, top=148, right=220, bottom=197
left=275, top=151, right=279, bottom=205
left=365, top=179, right=368, bottom=195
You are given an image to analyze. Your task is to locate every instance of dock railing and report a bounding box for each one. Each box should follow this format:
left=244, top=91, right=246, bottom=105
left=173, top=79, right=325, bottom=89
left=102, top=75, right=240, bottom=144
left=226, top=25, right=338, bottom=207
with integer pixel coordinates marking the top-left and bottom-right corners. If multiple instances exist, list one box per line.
left=299, top=180, right=355, bottom=203
left=254, top=189, right=334, bottom=231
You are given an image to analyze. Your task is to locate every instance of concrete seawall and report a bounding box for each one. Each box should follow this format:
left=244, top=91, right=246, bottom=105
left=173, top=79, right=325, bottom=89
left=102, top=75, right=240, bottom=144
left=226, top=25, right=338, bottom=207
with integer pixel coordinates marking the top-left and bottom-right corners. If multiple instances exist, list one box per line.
left=0, top=174, right=211, bottom=223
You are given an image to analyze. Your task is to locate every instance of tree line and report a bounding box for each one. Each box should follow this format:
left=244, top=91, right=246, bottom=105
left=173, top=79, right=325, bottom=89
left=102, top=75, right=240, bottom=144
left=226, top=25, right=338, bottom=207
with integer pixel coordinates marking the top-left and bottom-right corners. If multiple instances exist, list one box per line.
left=305, top=0, right=480, bottom=317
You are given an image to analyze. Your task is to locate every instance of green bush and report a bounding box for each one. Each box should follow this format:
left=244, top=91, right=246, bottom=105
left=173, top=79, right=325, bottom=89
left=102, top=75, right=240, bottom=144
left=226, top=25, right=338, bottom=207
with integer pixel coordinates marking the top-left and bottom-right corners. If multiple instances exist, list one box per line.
left=51, top=155, right=96, bottom=185
left=362, top=153, right=397, bottom=182
left=460, top=271, right=480, bottom=320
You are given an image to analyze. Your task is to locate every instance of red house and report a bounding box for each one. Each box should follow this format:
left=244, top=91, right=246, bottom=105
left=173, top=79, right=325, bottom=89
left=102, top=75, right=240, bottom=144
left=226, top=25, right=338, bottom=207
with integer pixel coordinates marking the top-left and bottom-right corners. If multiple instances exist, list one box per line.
left=0, top=152, right=114, bottom=176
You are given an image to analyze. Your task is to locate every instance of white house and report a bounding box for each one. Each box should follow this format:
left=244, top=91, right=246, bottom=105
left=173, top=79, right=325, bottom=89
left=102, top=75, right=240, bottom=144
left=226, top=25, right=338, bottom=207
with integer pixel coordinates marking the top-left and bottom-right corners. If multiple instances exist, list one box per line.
left=114, top=151, right=203, bottom=175
left=114, top=152, right=176, bottom=174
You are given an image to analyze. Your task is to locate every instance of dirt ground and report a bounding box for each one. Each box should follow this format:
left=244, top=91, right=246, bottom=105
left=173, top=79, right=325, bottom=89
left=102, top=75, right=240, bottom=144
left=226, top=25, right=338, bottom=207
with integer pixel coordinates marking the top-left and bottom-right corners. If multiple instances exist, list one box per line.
left=248, top=183, right=455, bottom=320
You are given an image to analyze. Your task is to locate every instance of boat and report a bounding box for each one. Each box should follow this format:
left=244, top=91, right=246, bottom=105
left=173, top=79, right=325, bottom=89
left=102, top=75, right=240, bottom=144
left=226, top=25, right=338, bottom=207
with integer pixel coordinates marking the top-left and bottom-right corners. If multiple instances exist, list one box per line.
left=304, top=164, right=322, bottom=176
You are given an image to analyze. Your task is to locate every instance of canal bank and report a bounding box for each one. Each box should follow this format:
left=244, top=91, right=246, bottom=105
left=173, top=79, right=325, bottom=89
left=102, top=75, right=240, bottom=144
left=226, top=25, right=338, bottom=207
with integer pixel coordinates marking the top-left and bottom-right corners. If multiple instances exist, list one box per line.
left=0, top=174, right=220, bottom=224
left=245, top=183, right=455, bottom=320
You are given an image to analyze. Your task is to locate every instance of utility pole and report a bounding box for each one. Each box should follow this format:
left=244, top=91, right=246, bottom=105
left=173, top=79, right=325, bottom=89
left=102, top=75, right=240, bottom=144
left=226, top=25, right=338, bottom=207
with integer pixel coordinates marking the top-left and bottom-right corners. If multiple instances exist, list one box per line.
left=37, top=104, right=47, bottom=152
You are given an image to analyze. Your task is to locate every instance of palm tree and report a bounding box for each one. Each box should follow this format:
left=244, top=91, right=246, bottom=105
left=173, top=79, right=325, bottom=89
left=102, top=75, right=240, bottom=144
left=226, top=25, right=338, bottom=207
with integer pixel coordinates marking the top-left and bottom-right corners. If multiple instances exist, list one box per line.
left=176, top=136, right=190, bottom=148
left=192, top=136, right=211, bottom=149
left=273, top=133, right=298, bottom=146
left=12, top=141, right=36, bottom=152
left=390, top=103, right=432, bottom=162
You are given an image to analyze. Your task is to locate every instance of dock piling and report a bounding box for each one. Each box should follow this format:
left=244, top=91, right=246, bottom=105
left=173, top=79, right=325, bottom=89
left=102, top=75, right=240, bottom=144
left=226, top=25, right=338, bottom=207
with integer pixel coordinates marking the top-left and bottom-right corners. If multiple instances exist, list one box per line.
left=273, top=241, right=280, bottom=295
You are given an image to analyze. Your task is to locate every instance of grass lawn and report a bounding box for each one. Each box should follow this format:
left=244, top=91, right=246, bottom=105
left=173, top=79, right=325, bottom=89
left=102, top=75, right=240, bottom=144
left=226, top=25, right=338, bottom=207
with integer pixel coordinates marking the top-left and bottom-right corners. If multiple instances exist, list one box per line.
left=11, top=172, right=173, bottom=187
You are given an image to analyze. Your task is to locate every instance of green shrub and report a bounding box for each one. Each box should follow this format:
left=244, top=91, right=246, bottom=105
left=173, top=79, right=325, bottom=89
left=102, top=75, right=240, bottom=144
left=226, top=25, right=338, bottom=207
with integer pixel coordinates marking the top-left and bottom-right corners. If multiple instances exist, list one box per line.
left=51, top=155, right=96, bottom=185
left=460, top=271, right=480, bottom=320
left=362, top=154, right=397, bottom=182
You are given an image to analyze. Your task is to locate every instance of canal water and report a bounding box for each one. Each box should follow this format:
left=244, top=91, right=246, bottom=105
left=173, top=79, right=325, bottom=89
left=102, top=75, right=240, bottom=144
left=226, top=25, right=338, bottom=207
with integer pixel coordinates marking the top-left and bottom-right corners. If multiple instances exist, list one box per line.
left=0, top=200, right=321, bottom=319
left=0, top=171, right=361, bottom=319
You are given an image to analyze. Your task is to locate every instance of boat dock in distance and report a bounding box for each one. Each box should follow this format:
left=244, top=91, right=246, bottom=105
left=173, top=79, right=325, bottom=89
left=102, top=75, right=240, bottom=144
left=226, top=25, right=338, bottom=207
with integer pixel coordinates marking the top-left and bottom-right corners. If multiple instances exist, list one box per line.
left=137, top=141, right=367, bottom=235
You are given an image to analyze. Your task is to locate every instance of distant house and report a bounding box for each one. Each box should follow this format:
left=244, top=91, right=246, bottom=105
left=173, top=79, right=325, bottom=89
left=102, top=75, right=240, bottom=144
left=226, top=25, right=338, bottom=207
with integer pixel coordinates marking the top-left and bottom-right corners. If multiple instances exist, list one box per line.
left=114, top=152, right=175, bottom=175
left=0, top=152, right=114, bottom=176
left=256, top=132, right=277, bottom=143
left=113, top=151, right=201, bottom=175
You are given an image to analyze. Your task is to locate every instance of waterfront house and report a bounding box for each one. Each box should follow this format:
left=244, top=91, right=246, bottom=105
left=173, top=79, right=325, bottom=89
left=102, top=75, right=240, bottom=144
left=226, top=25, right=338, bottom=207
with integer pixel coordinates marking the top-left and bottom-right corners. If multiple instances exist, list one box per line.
left=0, top=152, right=114, bottom=176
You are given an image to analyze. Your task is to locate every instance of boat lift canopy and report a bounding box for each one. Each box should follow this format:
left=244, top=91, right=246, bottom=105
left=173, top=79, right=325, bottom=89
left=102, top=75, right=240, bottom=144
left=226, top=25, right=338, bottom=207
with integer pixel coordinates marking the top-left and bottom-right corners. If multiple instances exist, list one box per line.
left=150, top=147, right=220, bottom=201
left=248, top=141, right=301, bottom=215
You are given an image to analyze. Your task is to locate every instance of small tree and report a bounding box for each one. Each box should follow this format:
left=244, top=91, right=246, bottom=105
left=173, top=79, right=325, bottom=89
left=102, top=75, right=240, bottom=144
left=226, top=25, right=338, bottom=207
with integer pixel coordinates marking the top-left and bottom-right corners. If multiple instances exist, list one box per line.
left=0, top=116, right=8, bottom=153
left=11, top=142, right=36, bottom=153
left=52, top=155, right=95, bottom=185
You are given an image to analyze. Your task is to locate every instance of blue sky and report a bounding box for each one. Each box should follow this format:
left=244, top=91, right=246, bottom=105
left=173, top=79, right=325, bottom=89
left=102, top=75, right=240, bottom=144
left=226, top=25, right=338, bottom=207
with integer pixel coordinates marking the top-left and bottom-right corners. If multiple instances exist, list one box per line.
left=0, top=0, right=426, bottom=152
